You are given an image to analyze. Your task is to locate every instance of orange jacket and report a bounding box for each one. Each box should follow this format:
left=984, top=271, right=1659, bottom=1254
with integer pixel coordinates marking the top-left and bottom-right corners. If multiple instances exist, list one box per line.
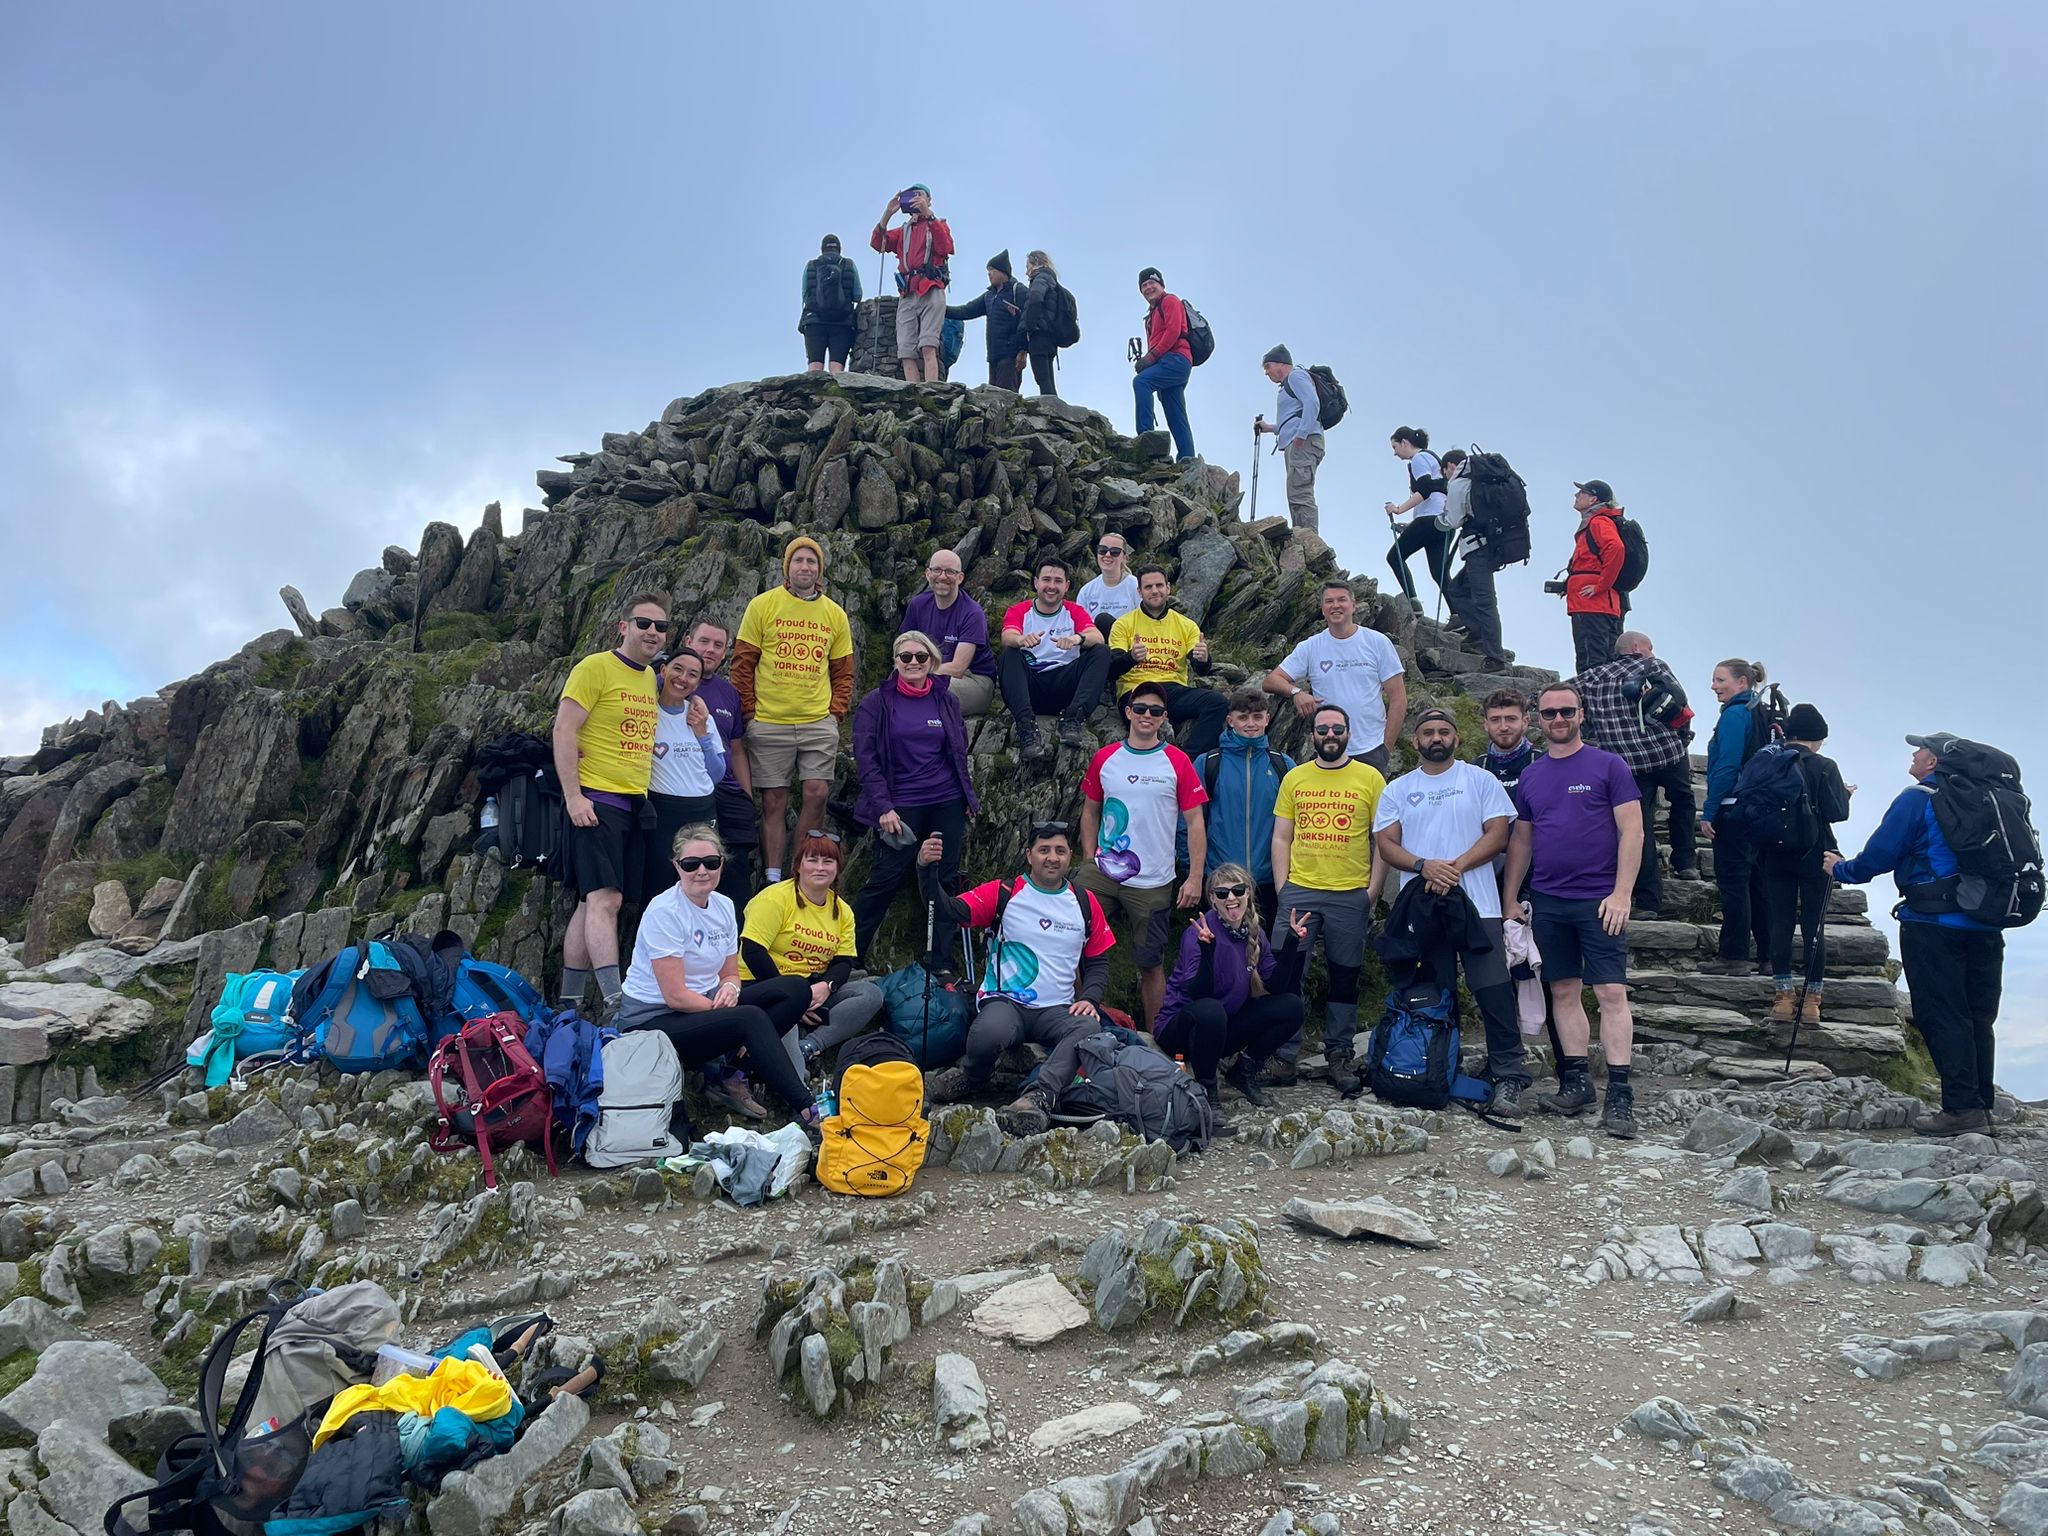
left=1566, top=508, right=1626, bottom=617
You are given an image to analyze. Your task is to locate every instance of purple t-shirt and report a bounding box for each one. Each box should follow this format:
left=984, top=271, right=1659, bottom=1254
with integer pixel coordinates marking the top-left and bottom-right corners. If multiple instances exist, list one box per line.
left=880, top=682, right=958, bottom=808
left=1512, top=743, right=1639, bottom=900
left=693, top=674, right=745, bottom=790
left=903, top=590, right=997, bottom=678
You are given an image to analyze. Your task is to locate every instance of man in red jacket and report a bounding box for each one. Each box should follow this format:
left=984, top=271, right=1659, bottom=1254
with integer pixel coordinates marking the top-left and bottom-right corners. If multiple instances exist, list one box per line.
left=872, top=184, right=954, bottom=383
left=1133, top=267, right=1196, bottom=462
left=1563, top=479, right=1627, bottom=674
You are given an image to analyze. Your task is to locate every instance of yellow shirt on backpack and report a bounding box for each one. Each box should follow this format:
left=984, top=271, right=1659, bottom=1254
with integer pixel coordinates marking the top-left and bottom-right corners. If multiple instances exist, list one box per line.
left=1109, top=607, right=1204, bottom=696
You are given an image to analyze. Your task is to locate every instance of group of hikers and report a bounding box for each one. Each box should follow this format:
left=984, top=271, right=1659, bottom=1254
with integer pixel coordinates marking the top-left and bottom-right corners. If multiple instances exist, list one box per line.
left=549, top=520, right=2028, bottom=1146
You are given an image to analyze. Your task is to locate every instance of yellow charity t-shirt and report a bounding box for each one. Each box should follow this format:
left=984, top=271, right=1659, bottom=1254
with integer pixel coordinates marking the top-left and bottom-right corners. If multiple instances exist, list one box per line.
left=739, top=880, right=857, bottom=980
left=560, top=650, right=660, bottom=795
left=1108, top=606, right=1203, bottom=696
left=738, top=586, right=854, bottom=724
left=1274, top=759, right=1387, bottom=891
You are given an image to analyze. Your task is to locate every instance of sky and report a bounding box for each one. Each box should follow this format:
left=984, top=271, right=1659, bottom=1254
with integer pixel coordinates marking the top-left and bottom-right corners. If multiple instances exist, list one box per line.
left=3, top=4, right=2044, bottom=1090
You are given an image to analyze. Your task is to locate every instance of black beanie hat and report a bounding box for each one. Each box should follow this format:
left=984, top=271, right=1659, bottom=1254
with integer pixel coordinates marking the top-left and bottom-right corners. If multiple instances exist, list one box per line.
left=1137, top=266, right=1164, bottom=289
left=821, top=234, right=841, bottom=254
left=988, top=249, right=1012, bottom=277
left=1263, top=344, right=1292, bottom=366
left=1786, top=703, right=1829, bottom=741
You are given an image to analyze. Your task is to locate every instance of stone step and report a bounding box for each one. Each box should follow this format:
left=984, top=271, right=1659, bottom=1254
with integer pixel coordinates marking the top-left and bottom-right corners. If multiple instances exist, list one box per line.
left=1628, top=968, right=1904, bottom=1017
left=1632, top=1003, right=1761, bottom=1037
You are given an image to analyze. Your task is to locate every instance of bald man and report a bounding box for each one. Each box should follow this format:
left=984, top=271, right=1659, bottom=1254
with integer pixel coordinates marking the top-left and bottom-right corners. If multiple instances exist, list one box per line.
left=902, top=548, right=995, bottom=716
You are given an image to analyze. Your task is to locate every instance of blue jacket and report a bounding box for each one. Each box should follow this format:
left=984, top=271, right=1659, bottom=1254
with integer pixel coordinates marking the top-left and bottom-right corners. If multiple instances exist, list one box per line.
left=1832, top=774, right=1992, bottom=931
left=1702, top=689, right=1756, bottom=826
left=526, top=1011, right=615, bottom=1152
left=1187, top=730, right=1293, bottom=884
left=946, top=278, right=1030, bottom=363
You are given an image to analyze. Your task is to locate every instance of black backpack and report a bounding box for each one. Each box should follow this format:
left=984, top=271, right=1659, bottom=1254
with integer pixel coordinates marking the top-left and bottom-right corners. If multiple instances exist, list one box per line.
left=1906, top=740, right=2044, bottom=929
left=1729, top=743, right=1821, bottom=852
left=1182, top=302, right=1215, bottom=366
left=1048, top=280, right=1081, bottom=348
left=1744, top=684, right=1791, bottom=761
left=1612, top=513, right=1650, bottom=592
left=811, top=258, right=854, bottom=324
left=1307, top=365, right=1348, bottom=429
left=1464, top=447, right=1532, bottom=565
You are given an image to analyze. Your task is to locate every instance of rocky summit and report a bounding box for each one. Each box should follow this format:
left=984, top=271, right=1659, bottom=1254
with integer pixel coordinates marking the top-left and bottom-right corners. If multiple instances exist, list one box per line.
left=0, top=374, right=2028, bottom=1536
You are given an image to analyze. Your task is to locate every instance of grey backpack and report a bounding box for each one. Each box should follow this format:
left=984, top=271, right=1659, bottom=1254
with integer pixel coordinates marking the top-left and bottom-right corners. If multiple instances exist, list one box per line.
left=1057, top=1030, right=1213, bottom=1153
left=581, top=1030, right=687, bottom=1167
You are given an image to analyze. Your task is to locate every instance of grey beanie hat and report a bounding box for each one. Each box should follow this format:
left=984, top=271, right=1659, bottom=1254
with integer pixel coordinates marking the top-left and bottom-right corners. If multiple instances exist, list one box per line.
left=1263, top=344, right=1292, bottom=366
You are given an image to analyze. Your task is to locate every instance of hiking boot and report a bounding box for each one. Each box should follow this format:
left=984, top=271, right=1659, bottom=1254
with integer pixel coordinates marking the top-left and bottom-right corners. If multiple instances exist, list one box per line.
left=1200, top=1081, right=1239, bottom=1138
left=1696, top=957, right=1751, bottom=977
left=1601, top=1083, right=1638, bottom=1140
left=1225, top=1055, right=1271, bottom=1108
left=708, top=1074, right=766, bottom=1121
left=1058, top=716, right=1089, bottom=750
left=1019, top=732, right=1049, bottom=765
left=1536, top=1073, right=1596, bottom=1117
left=1263, top=1060, right=1300, bottom=1088
left=1799, top=993, right=1821, bottom=1026
left=1910, top=1107, right=1990, bottom=1139
left=996, top=1091, right=1052, bottom=1137
left=1486, top=1080, right=1526, bottom=1128
left=1324, top=1048, right=1363, bottom=1098
left=924, top=1065, right=982, bottom=1104
left=1671, top=866, right=1704, bottom=884
left=1769, top=989, right=1796, bottom=1024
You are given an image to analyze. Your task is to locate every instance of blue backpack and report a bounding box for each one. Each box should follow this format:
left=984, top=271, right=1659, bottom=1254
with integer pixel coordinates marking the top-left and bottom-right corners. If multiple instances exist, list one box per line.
left=1729, top=742, right=1821, bottom=851
left=1365, top=982, right=1491, bottom=1110
left=877, top=962, right=973, bottom=1069
left=292, top=942, right=432, bottom=1073
left=192, top=971, right=303, bottom=1086
left=449, top=956, right=550, bottom=1029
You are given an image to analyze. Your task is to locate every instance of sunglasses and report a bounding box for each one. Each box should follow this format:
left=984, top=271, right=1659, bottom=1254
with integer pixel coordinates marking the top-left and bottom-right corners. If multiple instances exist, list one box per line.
left=802, top=830, right=844, bottom=844
left=629, top=616, right=671, bottom=633
left=1029, top=820, right=1069, bottom=839
left=1097, top=544, right=1125, bottom=554
left=675, top=855, right=725, bottom=872
left=1127, top=702, right=1168, bottom=717
left=1538, top=706, right=1580, bottom=720
left=896, top=651, right=932, bottom=664
left=1212, top=884, right=1249, bottom=899
left=1312, top=724, right=1348, bottom=737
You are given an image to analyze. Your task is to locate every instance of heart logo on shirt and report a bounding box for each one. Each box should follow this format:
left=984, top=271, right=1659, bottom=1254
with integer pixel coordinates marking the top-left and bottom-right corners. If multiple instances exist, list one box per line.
left=692, top=930, right=706, bottom=946
left=1406, top=792, right=1424, bottom=806
left=652, top=743, right=669, bottom=758
left=1127, top=774, right=1141, bottom=784
left=1319, top=660, right=1333, bottom=673
left=1039, top=917, right=1054, bottom=929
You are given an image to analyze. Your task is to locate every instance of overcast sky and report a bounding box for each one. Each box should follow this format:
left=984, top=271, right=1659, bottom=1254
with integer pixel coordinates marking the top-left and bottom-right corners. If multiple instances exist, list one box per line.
left=4, top=3, right=2042, bottom=1091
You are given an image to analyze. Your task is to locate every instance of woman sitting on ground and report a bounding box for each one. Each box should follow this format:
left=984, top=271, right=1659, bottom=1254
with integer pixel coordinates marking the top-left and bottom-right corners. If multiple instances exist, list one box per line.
left=741, top=829, right=886, bottom=1072
left=1152, top=863, right=1309, bottom=1117
left=615, top=826, right=818, bottom=1127
left=643, top=649, right=726, bottom=900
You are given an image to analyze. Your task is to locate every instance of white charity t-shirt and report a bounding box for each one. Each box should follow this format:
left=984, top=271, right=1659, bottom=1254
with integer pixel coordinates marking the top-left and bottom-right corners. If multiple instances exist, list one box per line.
left=625, top=885, right=738, bottom=1002
left=1279, top=627, right=1406, bottom=750
left=1082, top=741, right=1205, bottom=891
left=1372, top=760, right=1518, bottom=919
left=1076, top=572, right=1141, bottom=625
left=1395, top=449, right=1445, bottom=526
left=1003, top=599, right=1090, bottom=672
left=650, top=703, right=727, bottom=798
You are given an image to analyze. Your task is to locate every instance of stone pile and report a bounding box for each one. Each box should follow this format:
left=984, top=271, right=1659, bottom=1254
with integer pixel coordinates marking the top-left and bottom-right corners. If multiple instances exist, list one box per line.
left=1073, top=1216, right=1268, bottom=1332
left=753, top=1254, right=918, bottom=1418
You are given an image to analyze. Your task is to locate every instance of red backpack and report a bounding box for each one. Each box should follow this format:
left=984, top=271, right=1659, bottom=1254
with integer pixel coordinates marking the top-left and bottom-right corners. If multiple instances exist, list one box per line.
left=429, top=1011, right=557, bottom=1188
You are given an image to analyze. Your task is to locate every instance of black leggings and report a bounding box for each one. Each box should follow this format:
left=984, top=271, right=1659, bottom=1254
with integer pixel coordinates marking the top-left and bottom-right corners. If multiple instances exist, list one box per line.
left=739, top=973, right=813, bottom=1035
left=1029, top=349, right=1058, bottom=396
left=625, top=1003, right=811, bottom=1112
left=1764, top=846, right=1829, bottom=986
left=1386, top=520, right=1449, bottom=602
left=1154, top=994, right=1305, bottom=1085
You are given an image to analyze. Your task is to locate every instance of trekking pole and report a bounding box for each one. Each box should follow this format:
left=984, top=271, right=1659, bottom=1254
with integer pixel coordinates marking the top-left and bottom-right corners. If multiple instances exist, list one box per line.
left=920, top=890, right=936, bottom=1067
left=1249, top=417, right=1263, bottom=521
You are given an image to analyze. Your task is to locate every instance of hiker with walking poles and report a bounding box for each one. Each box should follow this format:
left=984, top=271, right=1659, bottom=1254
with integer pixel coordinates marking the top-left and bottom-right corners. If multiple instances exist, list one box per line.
left=1254, top=345, right=1327, bottom=532
left=1384, top=426, right=1450, bottom=615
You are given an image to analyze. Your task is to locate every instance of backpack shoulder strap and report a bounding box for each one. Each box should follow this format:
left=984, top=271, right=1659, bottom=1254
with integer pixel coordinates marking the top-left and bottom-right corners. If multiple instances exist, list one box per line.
left=1201, top=752, right=1219, bottom=800
left=1268, top=748, right=1289, bottom=777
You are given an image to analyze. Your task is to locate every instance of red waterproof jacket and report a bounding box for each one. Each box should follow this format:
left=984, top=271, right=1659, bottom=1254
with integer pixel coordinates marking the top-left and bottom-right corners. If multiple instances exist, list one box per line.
left=1143, top=294, right=1192, bottom=364
left=1566, top=508, right=1626, bottom=617
left=872, top=216, right=955, bottom=296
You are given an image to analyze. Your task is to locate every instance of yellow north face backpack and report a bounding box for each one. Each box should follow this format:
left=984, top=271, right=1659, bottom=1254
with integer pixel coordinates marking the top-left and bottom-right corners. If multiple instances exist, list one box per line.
left=815, top=1049, right=930, bottom=1198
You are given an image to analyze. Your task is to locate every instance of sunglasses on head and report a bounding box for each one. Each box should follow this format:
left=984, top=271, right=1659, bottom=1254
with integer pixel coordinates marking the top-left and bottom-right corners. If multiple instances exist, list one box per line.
left=896, top=650, right=931, bottom=664
left=1127, top=702, right=1168, bottom=717
left=1029, top=820, right=1069, bottom=840
left=802, top=829, right=844, bottom=844
left=675, top=854, right=724, bottom=872
left=1212, top=884, right=1249, bottom=899
left=629, top=616, right=671, bottom=633
left=1538, top=705, right=1580, bottom=719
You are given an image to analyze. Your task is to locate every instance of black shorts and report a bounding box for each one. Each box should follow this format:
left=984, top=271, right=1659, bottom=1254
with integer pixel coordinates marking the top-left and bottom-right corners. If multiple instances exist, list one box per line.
left=568, top=799, right=644, bottom=898
left=714, top=780, right=761, bottom=848
left=803, top=321, right=854, bottom=365
left=1530, top=894, right=1629, bottom=987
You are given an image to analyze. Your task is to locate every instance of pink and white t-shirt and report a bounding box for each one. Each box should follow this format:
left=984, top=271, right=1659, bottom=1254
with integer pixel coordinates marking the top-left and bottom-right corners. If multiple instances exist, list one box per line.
left=1002, top=599, right=1094, bottom=672
left=959, top=876, right=1117, bottom=1007
left=1081, top=741, right=1207, bottom=890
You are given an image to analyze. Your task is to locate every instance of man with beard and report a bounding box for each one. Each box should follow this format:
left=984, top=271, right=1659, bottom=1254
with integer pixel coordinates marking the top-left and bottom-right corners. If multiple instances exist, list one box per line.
left=1108, top=565, right=1229, bottom=757
left=1372, top=710, right=1526, bottom=1125
left=1270, top=703, right=1386, bottom=1096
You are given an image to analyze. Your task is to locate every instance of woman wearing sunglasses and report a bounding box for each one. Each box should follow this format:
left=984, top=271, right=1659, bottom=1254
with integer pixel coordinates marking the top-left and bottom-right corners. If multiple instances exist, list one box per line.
left=614, top=826, right=819, bottom=1128
left=850, top=629, right=979, bottom=971
left=740, top=829, right=885, bottom=1072
left=1151, top=862, right=1309, bottom=1118
left=642, top=650, right=727, bottom=900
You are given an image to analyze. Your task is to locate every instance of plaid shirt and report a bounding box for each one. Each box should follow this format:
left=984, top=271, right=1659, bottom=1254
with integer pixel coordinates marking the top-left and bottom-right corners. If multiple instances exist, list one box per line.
left=1574, top=654, right=1687, bottom=774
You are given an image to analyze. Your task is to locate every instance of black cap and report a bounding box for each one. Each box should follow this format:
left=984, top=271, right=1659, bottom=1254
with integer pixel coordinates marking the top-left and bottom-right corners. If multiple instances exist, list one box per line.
left=988, top=249, right=1012, bottom=277
left=1137, top=266, right=1164, bottom=288
left=1263, top=344, right=1291, bottom=366
left=1574, top=480, right=1614, bottom=503
left=1906, top=731, right=1965, bottom=757
left=1412, top=708, right=1458, bottom=735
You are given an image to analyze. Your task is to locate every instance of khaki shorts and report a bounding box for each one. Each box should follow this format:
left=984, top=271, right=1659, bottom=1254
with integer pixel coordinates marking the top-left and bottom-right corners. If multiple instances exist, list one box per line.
left=746, top=717, right=840, bottom=789
left=1074, top=862, right=1177, bottom=968
left=895, top=287, right=948, bottom=356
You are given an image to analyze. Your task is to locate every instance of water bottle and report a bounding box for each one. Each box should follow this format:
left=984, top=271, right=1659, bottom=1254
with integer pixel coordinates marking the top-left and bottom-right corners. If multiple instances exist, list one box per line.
left=1173, top=1054, right=1189, bottom=1075
left=481, top=796, right=499, bottom=830
left=815, top=1079, right=838, bottom=1118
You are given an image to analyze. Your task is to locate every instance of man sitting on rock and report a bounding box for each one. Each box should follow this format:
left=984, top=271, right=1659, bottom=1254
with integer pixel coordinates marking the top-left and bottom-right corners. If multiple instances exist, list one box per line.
left=1108, top=565, right=1229, bottom=758
left=1263, top=581, right=1408, bottom=774
left=998, top=555, right=1112, bottom=762
left=902, top=546, right=994, bottom=717
left=916, top=821, right=1116, bottom=1105
left=552, top=590, right=668, bottom=1015
left=1574, top=630, right=1700, bottom=920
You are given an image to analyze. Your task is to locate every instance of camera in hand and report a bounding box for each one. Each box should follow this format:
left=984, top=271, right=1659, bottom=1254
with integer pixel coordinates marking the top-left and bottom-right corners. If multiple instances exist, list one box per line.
left=1543, top=579, right=1568, bottom=595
